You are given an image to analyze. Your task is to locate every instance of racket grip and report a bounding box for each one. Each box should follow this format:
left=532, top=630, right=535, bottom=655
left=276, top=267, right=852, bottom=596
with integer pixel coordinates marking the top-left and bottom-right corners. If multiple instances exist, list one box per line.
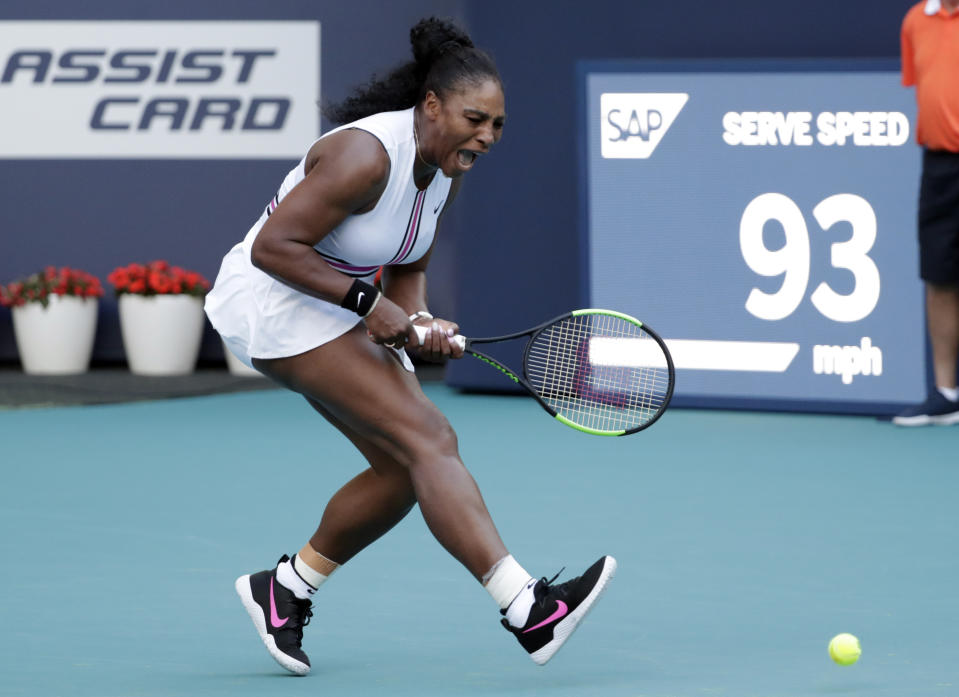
left=413, top=324, right=467, bottom=350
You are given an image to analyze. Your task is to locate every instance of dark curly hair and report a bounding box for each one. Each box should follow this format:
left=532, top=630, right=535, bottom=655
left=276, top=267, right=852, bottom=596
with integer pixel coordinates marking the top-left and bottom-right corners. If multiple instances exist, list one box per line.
left=324, top=17, right=501, bottom=125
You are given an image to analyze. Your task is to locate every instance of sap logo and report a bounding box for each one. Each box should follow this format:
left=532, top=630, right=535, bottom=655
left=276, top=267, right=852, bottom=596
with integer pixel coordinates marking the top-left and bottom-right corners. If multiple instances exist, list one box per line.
left=812, top=337, right=883, bottom=385
left=607, top=108, right=662, bottom=142
left=600, top=93, right=688, bottom=159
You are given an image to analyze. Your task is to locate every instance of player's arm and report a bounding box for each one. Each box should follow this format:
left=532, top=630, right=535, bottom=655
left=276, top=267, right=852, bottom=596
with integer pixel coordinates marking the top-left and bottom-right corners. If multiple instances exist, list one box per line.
left=251, top=129, right=388, bottom=302
left=250, top=129, right=411, bottom=344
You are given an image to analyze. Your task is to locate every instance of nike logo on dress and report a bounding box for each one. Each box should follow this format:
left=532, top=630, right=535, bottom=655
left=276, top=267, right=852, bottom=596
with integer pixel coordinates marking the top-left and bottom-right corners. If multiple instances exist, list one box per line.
left=270, top=578, right=290, bottom=628
left=523, top=600, right=568, bottom=633
left=434, top=201, right=442, bottom=214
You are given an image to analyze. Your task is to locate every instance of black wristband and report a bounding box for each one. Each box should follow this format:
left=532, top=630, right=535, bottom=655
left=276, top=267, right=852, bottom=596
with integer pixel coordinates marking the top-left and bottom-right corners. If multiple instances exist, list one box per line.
left=340, top=279, right=381, bottom=317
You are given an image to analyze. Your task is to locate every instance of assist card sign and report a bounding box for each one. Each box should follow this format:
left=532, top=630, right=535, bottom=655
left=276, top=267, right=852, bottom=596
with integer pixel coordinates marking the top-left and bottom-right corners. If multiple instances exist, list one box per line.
left=0, top=21, right=319, bottom=158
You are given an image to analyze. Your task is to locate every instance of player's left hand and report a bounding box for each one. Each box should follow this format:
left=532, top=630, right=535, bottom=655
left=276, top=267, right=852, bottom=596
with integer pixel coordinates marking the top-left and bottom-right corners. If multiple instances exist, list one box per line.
left=411, top=318, right=464, bottom=361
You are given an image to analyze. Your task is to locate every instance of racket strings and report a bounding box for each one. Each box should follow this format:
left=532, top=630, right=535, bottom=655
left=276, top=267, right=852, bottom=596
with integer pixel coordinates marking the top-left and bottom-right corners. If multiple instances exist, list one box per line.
left=525, top=314, right=671, bottom=433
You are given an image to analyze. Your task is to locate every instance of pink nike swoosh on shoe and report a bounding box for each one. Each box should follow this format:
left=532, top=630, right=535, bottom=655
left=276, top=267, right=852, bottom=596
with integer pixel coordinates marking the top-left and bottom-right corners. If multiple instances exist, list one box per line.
left=523, top=600, right=568, bottom=633
left=270, top=577, right=290, bottom=628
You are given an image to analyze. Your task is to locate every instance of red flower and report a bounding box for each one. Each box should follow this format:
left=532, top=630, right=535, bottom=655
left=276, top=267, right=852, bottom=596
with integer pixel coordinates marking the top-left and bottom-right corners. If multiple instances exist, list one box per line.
left=148, top=271, right=172, bottom=294
left=0, top=267, right=103, bottom=308
left=108, top=268, right=130, bottom=289
left=107, top=260, right=210, bottom=297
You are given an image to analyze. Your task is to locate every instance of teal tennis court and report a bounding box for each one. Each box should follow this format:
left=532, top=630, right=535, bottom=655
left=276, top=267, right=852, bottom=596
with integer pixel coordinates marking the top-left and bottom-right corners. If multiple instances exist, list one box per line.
left=2, top=385, right=957, bottom=696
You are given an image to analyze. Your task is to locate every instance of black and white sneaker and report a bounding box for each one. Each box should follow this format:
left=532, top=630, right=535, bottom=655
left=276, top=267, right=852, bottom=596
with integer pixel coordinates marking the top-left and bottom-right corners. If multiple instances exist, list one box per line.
left=501, top=556, right=617, bottom=665
left=892, top=392, right=959, bottom=426
left=235, top=555, right=313, bottom=675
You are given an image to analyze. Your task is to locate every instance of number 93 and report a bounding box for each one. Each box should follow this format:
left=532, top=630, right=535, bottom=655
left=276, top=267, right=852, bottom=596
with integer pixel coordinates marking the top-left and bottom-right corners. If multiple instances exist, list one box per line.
left=739, top=192, right=880, bottom=323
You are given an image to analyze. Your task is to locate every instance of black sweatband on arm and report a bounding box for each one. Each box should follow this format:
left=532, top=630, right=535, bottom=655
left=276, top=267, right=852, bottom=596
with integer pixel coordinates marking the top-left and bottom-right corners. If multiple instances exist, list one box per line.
left=340, top=279, right=381, bottom=317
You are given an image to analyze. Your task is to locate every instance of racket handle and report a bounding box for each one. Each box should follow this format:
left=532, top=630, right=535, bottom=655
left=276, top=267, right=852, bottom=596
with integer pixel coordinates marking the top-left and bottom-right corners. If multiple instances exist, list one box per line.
left=413, top=324, right=467, bottom=350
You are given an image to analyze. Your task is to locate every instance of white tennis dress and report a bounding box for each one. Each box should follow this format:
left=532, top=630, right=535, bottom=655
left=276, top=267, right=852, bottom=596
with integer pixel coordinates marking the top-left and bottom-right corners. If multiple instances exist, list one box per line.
left=205, top=108, right=452, bottom=370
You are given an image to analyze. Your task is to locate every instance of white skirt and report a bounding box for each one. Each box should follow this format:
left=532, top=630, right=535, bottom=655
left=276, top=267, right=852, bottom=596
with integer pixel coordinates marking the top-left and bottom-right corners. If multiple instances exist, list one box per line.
left=204, top=240, right=414, bottom=372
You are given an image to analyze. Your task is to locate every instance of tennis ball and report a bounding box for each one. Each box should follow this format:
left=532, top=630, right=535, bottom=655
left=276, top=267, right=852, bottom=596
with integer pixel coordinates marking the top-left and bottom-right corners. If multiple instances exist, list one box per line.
left=828, top=633, right=861, bottom=666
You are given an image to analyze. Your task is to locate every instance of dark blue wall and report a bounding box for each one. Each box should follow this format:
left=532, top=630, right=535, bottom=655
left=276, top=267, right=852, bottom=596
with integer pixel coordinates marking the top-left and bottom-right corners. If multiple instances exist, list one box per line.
left=0, top=0, right=912, bottom=380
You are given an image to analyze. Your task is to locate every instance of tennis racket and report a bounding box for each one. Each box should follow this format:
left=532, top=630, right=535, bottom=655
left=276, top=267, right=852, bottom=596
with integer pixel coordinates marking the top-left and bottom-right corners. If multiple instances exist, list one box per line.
left=415, top=308, right=674, bottom=436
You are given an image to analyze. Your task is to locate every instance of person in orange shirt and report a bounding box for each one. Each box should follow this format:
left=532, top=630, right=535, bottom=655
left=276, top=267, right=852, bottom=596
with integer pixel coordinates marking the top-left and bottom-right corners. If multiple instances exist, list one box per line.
left=896, top=0, right=959, bottom=425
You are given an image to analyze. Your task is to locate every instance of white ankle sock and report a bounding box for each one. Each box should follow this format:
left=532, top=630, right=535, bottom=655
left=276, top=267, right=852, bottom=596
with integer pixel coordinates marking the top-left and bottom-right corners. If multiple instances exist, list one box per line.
left=483, top=554, right=534, bottom=613
left=937, top=386, right=959, bottom=402
left=504, top=579, right=539, bottom=628
left=276, top=556, right=331, bottom=600
left=294, top=553, right=334, bottom=589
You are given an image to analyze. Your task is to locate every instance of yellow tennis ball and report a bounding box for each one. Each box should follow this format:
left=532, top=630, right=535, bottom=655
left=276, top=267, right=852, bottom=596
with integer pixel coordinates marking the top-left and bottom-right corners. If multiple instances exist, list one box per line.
left=829, top=633, right=861, bottom=665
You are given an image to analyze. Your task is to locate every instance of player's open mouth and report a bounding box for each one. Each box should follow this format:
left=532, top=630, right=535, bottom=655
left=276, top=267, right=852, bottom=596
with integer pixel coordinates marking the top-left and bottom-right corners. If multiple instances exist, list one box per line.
left=457, top=150, right=478, bottom=168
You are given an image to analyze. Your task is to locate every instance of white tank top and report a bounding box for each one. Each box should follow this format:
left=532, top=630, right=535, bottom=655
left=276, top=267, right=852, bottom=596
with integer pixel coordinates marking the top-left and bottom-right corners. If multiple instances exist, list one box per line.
left=246, top=107, right=452, bottom=277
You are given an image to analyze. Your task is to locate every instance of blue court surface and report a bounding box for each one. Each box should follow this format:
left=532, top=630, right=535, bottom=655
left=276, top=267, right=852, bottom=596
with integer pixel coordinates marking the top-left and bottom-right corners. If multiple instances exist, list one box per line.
left=1, top=384, right=957, bottom=697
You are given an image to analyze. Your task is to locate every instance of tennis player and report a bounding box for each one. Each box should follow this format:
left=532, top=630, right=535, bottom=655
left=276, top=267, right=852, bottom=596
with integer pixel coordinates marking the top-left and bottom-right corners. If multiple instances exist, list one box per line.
left=205, top=16, right=615, bottom=674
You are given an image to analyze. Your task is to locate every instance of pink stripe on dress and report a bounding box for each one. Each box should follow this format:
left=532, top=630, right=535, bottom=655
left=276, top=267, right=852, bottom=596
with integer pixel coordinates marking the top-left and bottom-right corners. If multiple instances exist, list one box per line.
left=323, top=259, right=380, bottom=275
left=390, top=190, right=425, bottom=264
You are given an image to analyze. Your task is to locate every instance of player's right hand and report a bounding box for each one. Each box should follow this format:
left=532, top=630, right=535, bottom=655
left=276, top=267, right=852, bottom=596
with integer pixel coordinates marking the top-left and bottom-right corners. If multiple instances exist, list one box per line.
left=363, top=297, right=417, bottom=349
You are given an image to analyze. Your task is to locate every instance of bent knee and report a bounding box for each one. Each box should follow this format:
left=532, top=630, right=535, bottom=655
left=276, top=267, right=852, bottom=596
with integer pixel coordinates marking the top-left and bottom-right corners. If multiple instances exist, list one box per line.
left=416, top=413, right=459, bottom=455
left=390, top=412, right=459, bottom=468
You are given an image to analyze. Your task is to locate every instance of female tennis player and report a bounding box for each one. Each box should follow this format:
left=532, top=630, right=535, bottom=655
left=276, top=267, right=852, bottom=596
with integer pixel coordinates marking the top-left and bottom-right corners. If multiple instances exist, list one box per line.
left=205, top=16, right=615, bottom=674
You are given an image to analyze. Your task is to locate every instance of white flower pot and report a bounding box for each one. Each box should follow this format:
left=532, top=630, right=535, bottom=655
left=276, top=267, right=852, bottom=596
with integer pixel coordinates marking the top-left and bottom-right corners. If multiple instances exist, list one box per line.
left=11, top=295, right=99, bottom=375
left=118, top=294, right=205, bottom=375
left=222, top=339, right=262, bottom=377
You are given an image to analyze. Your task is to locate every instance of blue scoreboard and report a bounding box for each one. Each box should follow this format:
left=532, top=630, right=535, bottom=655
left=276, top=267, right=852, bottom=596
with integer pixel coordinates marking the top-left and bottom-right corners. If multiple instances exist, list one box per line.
left=579, top=60, right=925, bottom=414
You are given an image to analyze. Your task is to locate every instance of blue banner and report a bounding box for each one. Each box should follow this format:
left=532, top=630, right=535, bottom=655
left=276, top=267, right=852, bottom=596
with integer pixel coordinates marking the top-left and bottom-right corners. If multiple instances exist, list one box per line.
left=581, top=61, right=925, bottom=412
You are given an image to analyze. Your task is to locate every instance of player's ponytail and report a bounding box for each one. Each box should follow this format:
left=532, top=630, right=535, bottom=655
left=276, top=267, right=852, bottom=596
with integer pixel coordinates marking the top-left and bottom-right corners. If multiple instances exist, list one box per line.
left=324, top=17, right=500, bottom=125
